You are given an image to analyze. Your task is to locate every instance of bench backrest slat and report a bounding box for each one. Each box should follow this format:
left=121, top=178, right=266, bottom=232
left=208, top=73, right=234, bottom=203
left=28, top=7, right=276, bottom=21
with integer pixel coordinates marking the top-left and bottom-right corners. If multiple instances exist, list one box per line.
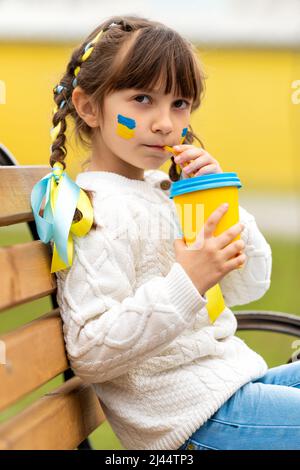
left=0, top=166, right=51, bottom=226
left=0, top=376, right=105, bottom=450
left=0, top=241, right=56, bottom=311
left=0, top=310, right=69, bottom=412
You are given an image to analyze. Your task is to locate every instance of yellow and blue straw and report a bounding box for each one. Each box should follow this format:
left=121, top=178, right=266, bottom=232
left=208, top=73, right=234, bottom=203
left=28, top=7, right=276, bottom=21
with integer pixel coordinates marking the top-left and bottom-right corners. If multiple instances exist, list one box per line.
left=163, top=127, right=196, bottom=177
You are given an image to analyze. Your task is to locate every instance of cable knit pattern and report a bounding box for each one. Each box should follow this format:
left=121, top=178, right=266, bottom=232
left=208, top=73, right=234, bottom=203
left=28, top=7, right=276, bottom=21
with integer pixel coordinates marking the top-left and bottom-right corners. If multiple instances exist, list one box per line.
left=55, top=169, right=272, bottom=450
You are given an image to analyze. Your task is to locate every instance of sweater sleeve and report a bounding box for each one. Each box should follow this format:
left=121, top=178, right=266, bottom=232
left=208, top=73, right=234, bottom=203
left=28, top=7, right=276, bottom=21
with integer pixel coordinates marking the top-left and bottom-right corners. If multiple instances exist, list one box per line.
left=219, top=205, right=272, bottom=307
left=56, top=230, right=208, bottom=384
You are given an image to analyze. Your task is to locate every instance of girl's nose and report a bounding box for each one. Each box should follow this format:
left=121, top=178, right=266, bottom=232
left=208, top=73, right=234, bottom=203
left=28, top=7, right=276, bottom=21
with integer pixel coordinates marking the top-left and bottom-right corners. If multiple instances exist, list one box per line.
left=151, top=113, right=173, bottom=134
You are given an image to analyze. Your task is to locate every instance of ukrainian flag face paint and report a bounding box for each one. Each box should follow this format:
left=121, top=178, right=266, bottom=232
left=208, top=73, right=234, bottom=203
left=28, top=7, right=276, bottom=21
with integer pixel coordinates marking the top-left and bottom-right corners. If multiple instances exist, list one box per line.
left=181, top=127, right=188, bottom=144
left=116, top=114, right=136, bottom=140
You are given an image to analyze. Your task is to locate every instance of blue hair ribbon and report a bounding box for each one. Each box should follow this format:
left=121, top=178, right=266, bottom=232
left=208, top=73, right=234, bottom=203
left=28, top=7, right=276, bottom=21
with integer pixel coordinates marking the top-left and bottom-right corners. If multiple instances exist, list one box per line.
left=30, top=162, right=93, bottom=273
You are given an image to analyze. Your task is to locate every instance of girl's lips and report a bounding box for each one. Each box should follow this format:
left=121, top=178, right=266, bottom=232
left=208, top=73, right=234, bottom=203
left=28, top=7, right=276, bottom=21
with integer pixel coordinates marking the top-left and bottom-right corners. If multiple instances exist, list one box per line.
left=145, top=145, right=164, bottom=148
left=144, top=145, right=166, bottom=152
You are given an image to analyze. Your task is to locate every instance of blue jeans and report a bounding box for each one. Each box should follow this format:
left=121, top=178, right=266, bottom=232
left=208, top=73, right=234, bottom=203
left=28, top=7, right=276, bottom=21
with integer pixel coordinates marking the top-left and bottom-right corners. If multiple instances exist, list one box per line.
left=178, top=361, right=300, bottom=450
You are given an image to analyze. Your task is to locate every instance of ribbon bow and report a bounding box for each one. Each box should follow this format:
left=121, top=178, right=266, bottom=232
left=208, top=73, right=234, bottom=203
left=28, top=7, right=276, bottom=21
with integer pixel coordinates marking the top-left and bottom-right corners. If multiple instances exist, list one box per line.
left=30, top=161, right=94, bottom=273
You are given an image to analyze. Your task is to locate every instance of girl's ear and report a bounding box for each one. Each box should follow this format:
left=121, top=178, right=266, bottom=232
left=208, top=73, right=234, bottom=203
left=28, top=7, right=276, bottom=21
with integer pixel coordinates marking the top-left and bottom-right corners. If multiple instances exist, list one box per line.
left=72, top=86, right=99, bottom=128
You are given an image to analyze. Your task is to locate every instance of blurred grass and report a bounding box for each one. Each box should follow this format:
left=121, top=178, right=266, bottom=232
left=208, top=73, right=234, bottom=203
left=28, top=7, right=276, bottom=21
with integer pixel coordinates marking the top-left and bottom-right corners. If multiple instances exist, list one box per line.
left=0, top=223, right=299, bottom=450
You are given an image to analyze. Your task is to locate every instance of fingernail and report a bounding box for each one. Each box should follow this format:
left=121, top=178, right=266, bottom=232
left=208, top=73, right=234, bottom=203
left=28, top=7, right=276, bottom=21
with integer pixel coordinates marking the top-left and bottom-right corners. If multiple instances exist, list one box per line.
left=223, top=203, right=229, bottom=208
left=173, top=145, right=180, bottom=150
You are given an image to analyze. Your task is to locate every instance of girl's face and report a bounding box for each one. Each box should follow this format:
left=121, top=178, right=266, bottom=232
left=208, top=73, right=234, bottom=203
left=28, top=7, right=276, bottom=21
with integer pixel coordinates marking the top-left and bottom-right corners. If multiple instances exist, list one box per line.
left=91, top=85, right=192, bottom=179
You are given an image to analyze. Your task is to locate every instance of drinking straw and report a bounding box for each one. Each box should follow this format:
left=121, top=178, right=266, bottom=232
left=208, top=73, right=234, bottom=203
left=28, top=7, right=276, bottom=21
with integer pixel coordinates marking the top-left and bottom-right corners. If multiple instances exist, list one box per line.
left=163, top=144, right=196, bottom=178
left=163, top=127, right=197, bottom=177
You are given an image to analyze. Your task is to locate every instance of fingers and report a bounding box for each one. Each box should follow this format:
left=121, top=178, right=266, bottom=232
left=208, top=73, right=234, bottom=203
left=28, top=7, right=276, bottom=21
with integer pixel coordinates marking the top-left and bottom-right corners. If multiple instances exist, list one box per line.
left=203, top=204, right=229, bottom=239
left=175, top=203, right=245, bottom=255
left=181, top=155, right=211, bottom=175
left=174, top=147, right=205, bottom=164
left=193, top=163, right=219, bottom=177
left=223, top=252, right=247, bottom=273
left=222, top=238, right=245, bottom=261
left=216, top=222, right=244, bottom=249
left=189, top=204, right=229, bottom=250
left=173, top=144, right=197, bottom=153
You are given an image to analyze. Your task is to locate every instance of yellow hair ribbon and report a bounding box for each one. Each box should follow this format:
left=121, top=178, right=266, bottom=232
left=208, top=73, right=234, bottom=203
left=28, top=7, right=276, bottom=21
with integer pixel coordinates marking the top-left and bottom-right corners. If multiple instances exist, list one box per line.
left=74, top=29, right=105, bottom=81
left=74, top=66, right=81, bottom=77
left=50, top=122, right=61, bottom=142
left=48, top=162, right=94, bottom=273
left=81, top=46, right=94, bottom=62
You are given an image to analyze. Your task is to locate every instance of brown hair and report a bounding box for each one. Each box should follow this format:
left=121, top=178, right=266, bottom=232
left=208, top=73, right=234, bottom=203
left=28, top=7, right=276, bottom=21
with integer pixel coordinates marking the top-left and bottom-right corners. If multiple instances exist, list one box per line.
left=50, top=15, right=207, bottom=225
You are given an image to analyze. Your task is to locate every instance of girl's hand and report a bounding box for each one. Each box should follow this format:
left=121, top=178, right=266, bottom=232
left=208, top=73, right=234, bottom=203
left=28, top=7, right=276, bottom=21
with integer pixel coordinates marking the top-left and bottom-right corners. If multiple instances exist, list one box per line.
left=173, top=144, right=223, bottom=178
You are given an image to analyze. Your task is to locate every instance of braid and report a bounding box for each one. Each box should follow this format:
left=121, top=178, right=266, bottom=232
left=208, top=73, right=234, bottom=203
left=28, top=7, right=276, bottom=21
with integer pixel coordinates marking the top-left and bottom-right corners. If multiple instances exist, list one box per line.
left=49, top=83, right=70, bottom=170
left=49, top=37, right=104, bottom=227
left=168, top=126, right=206, bottom=182
left=49, top=20, right=134, bottom=228
left=49, top=21, right=122, bottom=171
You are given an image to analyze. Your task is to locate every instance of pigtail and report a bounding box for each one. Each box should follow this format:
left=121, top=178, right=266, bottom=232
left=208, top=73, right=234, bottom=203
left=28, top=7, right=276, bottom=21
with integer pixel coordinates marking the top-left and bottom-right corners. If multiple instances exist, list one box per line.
left=50, top=38, right=90, bottom=167
left=168, top=125, right=206, bottom=182
left=31, top=25, right=120, bottom=273
left=48, top=20, right=135, bottom=231
left=50, top=84, right=69, bottom=170
left=50, top=54, right=97, bottom=227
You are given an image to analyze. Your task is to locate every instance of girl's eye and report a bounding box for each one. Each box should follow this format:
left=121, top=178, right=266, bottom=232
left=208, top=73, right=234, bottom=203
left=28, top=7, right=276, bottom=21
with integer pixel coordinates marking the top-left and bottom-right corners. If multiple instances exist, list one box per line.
left=134, top=95, right=151, bottom=104
left=174, top=99, right=190, bottom=110
left=133, top=95, right=191, bottom=109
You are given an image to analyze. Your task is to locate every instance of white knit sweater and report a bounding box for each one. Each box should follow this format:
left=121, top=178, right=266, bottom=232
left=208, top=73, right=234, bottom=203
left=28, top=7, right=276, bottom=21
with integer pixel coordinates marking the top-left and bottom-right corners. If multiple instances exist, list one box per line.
left=55, top=169, right=272, bottom=451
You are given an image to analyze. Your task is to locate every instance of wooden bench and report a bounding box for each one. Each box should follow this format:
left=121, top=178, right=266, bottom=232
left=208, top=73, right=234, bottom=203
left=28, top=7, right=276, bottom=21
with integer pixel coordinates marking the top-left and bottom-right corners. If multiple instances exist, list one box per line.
left=0, top=160, right=106, bottom=450
left=0, top=151, right=300, bottom=449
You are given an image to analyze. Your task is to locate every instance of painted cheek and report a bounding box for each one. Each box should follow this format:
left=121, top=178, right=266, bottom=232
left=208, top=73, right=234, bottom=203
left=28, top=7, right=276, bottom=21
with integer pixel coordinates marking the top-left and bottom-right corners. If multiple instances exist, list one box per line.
left=116, top=114, right=136, bottom=140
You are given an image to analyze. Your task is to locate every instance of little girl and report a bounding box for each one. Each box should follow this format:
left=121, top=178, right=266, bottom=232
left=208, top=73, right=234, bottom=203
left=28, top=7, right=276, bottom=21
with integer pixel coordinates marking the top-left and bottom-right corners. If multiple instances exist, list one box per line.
left=40, top=15, right=300, bottom=450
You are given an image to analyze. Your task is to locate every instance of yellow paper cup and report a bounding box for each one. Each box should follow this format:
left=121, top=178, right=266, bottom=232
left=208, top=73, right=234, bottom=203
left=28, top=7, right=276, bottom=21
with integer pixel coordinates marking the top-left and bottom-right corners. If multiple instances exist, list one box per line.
left=170, top=172, right=243, bottom=258
left=169, top=172, right=243, bottom=323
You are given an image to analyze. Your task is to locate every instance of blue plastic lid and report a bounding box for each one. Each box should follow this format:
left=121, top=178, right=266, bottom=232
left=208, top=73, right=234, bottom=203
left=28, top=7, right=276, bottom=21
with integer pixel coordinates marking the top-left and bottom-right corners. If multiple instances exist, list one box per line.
left=169, top=172, right=242, bottom=199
